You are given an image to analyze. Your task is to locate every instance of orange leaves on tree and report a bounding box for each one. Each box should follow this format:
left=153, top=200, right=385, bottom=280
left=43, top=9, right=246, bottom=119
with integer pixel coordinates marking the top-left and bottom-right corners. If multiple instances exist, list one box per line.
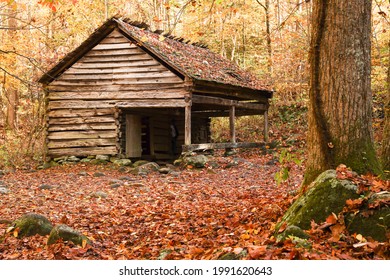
left=38, top=0, right=78, bottom=12
left=38, top=0, right=58, bottom=12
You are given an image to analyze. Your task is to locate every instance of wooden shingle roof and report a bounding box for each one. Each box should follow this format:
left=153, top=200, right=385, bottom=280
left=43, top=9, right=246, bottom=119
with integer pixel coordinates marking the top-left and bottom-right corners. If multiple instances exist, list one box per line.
left=39, top=17, right=272, bottom=99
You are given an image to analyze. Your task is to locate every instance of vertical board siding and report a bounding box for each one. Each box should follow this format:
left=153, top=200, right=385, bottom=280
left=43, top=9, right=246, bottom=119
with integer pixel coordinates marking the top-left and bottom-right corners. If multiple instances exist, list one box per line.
left=46, top=29, right=186, bottom=157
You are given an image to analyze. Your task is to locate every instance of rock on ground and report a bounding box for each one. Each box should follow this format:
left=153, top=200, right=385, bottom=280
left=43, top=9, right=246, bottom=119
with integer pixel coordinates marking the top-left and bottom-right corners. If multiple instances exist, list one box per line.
left=0, top=186, right=9, bottom=194
left=47, top=224, right=90, bottom=246
left=275, top=170, right=390, bottom=241
left=183, top=154, right=210, bottom=168
left=12, top=213, right=53, bottom=238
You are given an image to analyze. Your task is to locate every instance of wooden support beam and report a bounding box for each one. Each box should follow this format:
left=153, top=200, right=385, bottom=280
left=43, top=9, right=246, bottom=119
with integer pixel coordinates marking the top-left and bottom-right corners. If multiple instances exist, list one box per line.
left=185, top=105, right=191, bottom=145
left=192, top=95, right=267, bottom=111
left=264, top=110, right=269, bottom=142
left=182, top=142, right=266, bottom=152
left=229, top=106, right=236, bottom=143
left=116, top=99, right=187, bottom=108
left=192, top=110, right=266, bottom=118
left=192, top=80, right=273, bottom=100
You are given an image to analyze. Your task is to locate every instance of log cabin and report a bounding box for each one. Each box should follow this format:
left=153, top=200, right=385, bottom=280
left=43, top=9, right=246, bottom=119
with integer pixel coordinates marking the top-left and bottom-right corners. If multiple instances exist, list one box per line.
left=39, top=17, right=273, bottom=160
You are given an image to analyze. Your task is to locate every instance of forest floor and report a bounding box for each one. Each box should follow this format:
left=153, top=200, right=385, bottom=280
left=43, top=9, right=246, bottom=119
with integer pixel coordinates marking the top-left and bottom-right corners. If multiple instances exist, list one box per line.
left=0, top=140, right=389, bottom=260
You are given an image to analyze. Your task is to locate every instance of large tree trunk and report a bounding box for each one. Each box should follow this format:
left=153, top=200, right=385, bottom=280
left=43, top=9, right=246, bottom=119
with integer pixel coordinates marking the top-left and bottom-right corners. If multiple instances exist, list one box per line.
left=304, top=0, right=381, bottom=185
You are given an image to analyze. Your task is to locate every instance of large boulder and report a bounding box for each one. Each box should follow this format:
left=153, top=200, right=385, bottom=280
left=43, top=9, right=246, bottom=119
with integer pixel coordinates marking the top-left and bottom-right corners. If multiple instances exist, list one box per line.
left=47, top=224, right=90, bottom=246
left=275, top=170, right=390, bottom=241
left=12, top=213, right=53, bottom=238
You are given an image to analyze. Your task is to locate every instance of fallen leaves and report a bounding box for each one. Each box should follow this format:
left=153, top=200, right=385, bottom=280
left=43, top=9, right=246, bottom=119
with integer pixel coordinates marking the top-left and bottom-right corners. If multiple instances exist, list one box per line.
left=0, top=153, right=388, bottom=260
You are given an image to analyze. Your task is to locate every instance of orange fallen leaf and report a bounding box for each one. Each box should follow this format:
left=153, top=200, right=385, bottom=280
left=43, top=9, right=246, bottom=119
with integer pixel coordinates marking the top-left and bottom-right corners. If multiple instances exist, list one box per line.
left=326, top=213, right=337, bottom=225
left=248, top=245, right=267, bottom=259
left=278, top=222, right=288, bottom=233
left=329, top=224, right=345, bottom=242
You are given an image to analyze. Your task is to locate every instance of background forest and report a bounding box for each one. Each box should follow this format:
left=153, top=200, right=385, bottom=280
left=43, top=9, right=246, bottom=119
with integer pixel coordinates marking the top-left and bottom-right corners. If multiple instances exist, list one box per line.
left=0, top=0, right=389, bottom=168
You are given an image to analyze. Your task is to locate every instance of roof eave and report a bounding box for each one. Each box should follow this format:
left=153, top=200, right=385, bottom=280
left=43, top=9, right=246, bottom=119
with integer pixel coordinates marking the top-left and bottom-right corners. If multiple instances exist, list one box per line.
left=192, top=79, right=273, bottom=101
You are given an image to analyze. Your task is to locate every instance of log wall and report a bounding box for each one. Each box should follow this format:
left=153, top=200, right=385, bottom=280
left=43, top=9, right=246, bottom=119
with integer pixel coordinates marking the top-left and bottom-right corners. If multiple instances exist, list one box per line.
left=46, top=29, right=186, bottom=157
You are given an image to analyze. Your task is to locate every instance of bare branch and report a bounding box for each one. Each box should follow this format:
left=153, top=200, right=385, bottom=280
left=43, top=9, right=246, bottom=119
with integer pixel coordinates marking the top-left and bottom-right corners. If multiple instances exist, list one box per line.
left=255, top=0, right=267, bottom=11
left=273, top=0, right=310, bottom=33
left=0, top=66, right=32, bottom=87
left=374, top=0, right=390, bottom=25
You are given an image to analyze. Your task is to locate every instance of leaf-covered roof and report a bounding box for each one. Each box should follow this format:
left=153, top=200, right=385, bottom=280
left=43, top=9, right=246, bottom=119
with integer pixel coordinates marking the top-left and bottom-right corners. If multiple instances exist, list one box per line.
left=39, top=17, right=272, bottom=97
left=116, top=18, right=271, bottom=93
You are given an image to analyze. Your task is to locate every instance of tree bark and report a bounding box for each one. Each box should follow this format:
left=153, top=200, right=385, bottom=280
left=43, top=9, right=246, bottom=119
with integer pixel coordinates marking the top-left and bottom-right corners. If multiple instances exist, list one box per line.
left=5, top=2, right=18, bottom=131
left=256, top=0, right=272, bottom=73
left=304, top=0, right=382, bottom=185
left=381, top=40, right=390, bottom=176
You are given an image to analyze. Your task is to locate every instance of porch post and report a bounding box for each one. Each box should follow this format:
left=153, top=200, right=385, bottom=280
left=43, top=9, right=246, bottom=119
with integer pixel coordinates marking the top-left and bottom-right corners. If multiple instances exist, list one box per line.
left=185, top=105, right=191, bottom=145
left=264, top=110, right=269, bottom=142
left=229, top=106, right=236, bottom=143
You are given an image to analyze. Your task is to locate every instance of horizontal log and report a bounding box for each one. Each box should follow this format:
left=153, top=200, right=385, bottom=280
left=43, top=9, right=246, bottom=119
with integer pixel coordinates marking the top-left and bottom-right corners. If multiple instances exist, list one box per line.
left=48, top=130, right=117, bottom=140
left=63, top=66, right=166, bottom=75
left=47, top=83, right=185, bottom=92
left=116, top=99, right=187, bottom=108
left=48, top=123, right=117, bottom=131
left=48, top=89, right=187, bottom=100
left=99, top=37, right=132, bottom=44
left=182, top=142, right=266, bottom=152
left=191, top=109, right=265, bottom=118
left=48, top=116, right=115, bottom=124
left=48, top=138, right=117, bottom=149
left=49, top=100, right=117, bottom=110
left=92, top=43, right=136, bottom=50
left=193, top=89, right=270, bottom=103
left=48, top=108, right=114, bottom=118
left=58, top=71, right=178, bottom=81
left=193, top=80, right=273, bottom=99
left=49, top=98, right=187, bottom=110
left=71, top=60, right=161, bottom=69
left=87, top=48, right=144, bottom=57
left=50, top=77, right=184, bottom=86
left=192, top=95, right=267, bottom=111
left=48, top=146, right=117, bottom=156
left=80, top=53, right=151, bottom=63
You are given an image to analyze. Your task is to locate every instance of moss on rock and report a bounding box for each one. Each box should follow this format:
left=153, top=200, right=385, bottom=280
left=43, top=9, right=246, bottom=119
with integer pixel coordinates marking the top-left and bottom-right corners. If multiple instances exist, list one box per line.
left=47, top=224, right=90, bottom=246
left=13, top=213, right=53, bottom=238
left=276, top=225, right=310, bottom=242
left=345, top=192, right=390, bottom=242
left=276, top=170, right=390, bottom=241
left=275, top=170, right=360, bottom=233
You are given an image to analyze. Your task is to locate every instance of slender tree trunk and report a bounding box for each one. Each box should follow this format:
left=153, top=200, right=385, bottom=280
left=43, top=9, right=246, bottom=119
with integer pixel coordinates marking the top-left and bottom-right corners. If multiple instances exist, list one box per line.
left=265, top=0, right=272, bottom=73
left=5, top=2, right=18, bottom=131
left=381, top=40, right=390, bottom=175
left=256, top=0, right=272, bottom=73
left=304, top=0, right=382, bottom=185
left=104, top=0, right=109, bottom=20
